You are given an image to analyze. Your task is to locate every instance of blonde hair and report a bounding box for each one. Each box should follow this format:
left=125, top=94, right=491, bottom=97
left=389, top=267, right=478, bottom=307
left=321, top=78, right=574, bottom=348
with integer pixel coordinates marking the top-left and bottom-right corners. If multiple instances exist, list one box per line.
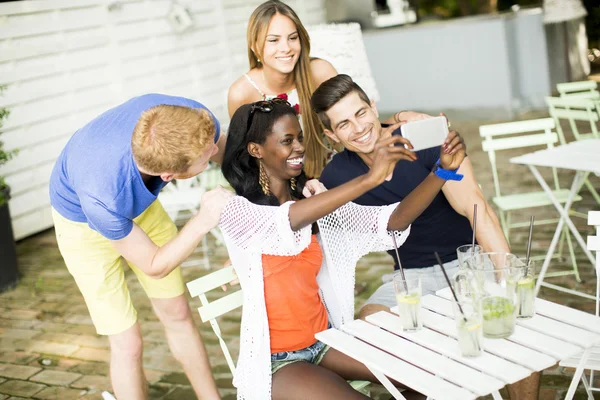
left=131, top=105, right=215, bottom=174
left=247, top=0, right=328, bottom=178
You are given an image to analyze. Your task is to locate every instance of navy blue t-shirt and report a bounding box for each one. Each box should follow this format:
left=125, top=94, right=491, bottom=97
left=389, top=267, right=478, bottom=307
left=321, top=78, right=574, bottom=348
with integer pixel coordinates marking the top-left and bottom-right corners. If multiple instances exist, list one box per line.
left=320, top=138, right=473, bottom=269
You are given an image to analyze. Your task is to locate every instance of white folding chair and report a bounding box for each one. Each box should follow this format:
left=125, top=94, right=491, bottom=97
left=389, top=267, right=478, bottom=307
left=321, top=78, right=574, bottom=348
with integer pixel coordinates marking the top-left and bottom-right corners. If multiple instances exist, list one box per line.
left=186, top=267, right=371, bottom=394
left=557, top=80, right=600, bottom=101
left=559, top=211, right=600, bottom=398
left=546, top=96, right=600, bottom=205
left=479, top=118, right=583, bottom=280
left=546, top=96, right=600, bottom=143
left=158, top=163, right=229, bottom=268
left=187, top=266, right=243, bottom=373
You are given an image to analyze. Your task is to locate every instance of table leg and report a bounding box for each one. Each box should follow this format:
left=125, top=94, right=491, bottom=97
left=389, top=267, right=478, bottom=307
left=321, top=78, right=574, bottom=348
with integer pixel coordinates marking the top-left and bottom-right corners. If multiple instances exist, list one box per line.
left=365, top=366, right=407, bottom=400
left=565, top=347, right=591, bottom=400
left=532, top=168, right=594, bottom=296
left=491, top=390, right=503, bottom=400
left=580, top=372, right=594, bottom=400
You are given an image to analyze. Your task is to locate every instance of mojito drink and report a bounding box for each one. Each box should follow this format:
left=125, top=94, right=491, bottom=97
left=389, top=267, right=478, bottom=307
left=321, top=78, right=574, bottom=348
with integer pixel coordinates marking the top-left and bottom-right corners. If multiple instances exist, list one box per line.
left=456, top=318, right=483, bottom=357
left=482, top=296, right=516, bottom=338
left=396, top=293, right=422, bottom=332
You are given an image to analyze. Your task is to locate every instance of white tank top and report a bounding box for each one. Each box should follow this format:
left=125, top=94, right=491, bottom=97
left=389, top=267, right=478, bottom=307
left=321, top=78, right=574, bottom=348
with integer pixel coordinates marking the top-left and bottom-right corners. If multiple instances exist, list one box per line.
left=244, top=74, right=301, bottom=114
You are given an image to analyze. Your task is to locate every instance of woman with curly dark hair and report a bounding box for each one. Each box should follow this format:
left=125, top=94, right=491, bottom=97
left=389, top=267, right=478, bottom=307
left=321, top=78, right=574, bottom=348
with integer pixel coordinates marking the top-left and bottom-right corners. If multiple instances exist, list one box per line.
left=217, top=98, right=465, bottom=399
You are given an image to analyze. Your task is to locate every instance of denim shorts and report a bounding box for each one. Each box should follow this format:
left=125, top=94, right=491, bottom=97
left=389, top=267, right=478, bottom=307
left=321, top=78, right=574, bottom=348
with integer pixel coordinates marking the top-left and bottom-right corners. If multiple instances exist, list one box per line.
left=270, top=326, right=332, bottom=374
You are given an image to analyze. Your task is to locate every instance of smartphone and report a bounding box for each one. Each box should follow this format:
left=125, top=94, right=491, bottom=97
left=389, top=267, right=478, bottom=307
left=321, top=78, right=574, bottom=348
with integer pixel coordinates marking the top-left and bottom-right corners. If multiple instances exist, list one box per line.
left=400, top=116, right=449, bottom=152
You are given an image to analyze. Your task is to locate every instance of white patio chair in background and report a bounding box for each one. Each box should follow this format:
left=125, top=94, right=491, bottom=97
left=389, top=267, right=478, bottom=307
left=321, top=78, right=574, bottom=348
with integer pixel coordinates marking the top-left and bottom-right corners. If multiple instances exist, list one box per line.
left=558, top=211, right=600, bottom=398
left=158, top=163, right=229, bottom=268
left=546, top=96, right=600, bottom=143
left=557, top=80, right=600, bottom=101
left=479, top=118, right=583, bottom=281
left=307, top=23, right=380, bottom=103
left=546, top=96, right=600, bottom=205
left=186, top=268, right=371, bottom=395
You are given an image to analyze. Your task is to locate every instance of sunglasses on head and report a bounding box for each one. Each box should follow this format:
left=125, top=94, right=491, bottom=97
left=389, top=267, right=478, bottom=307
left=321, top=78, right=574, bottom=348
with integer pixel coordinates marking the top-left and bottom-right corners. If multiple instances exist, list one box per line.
left=246, top=97, right=292, bottom=132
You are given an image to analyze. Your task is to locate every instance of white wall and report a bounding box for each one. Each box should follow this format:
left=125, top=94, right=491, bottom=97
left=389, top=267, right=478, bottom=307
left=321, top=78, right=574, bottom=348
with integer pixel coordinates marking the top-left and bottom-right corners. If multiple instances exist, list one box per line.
left=363, top=9, right=552, bottom=119
left=0, top=0, right=325, bottom=240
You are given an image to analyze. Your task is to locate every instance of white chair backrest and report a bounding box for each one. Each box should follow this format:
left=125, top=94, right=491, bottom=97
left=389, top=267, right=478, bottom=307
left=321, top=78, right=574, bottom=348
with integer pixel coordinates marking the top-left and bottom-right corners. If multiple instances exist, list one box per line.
left=307, top=23, right=380, bottom=103
left=479, top=118, right=560, bottom=198
left=557, top=80, right=600, bottom=100
left=158, top=163, right=230, bottom=223
left=546, top=96, right=600, bottom=143
left=187, top=266, right=242, bottom=374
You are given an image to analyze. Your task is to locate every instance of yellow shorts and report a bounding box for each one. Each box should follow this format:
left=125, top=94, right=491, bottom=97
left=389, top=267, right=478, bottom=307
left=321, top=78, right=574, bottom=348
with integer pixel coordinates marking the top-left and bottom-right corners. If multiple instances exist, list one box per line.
left=52, top=200, right=184, bottom=336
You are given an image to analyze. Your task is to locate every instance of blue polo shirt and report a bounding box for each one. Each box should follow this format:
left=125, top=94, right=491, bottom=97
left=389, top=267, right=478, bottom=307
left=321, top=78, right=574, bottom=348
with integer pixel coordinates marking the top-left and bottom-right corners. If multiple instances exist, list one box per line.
left=49, top=93, right=220, bottom=240
left=320, top=135, right=473, bottom=269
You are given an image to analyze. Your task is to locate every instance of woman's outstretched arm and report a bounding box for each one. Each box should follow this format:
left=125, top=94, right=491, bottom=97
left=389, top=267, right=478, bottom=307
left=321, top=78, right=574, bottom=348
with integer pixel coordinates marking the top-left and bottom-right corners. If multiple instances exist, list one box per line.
left=387, top=130, right=466, bottom=231
left=288, top=134, right=415, bottom=230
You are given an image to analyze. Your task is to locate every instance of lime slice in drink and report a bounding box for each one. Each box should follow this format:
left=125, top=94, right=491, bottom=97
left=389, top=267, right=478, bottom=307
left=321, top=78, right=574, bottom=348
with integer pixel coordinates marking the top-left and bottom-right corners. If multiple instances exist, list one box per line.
left=517, top=277, right=534, bottom=289
left=465, top=321, right=482, bottom=332
left=397, top=293, right=420, bottom=305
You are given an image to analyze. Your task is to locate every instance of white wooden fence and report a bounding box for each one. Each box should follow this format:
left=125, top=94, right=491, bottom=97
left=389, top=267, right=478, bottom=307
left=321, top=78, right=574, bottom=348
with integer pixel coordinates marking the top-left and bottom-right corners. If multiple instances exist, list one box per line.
left=0, top=0, right=325, bottom=240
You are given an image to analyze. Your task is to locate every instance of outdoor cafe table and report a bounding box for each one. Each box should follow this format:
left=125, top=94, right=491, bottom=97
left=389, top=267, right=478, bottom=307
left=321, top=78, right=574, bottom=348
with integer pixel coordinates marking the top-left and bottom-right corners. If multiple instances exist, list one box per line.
left=510, top=139, right=600, bottom=299
left=316, top=288, right=600, bottom=400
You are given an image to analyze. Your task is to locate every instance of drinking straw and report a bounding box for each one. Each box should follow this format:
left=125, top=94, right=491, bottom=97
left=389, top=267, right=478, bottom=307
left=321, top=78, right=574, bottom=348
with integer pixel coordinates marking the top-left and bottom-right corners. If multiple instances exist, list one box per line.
left=435, top=252, right=468, bottom=323
left=392, top=234, right=418, bottom=327
left=471, top=204, right=478, bottom=255
left=391, top=234, right=408, bottom=291
left=525, top=215, right=535, bottom=266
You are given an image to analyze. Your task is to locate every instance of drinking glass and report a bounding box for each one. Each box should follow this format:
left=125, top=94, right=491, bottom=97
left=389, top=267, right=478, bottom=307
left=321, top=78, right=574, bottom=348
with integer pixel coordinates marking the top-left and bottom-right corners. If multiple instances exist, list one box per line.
left=452, top=298, right=484, bottom=357
left=393, top=276, right=422, bottom=332
left=456, top=244, right=483, bottom=269
left=464, top=252, right=523, bottom=339
left=510, top=259, right=536, bottom=319
left=451, top=271, right=483, bottom=357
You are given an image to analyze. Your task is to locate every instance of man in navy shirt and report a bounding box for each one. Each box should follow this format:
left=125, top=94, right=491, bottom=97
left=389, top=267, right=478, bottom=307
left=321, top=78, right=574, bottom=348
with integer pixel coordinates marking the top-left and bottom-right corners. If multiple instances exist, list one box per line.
left=50, top=94, right=230, bottom=399
left=312, top=75, right=540, bottom=400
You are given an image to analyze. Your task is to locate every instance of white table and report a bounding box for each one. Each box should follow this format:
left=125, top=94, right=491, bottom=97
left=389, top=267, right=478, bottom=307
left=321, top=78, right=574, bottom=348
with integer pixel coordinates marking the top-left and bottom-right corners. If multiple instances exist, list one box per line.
left=316, top=289, right=600, bottom=400
left=510, top=139, right=600, bottom=299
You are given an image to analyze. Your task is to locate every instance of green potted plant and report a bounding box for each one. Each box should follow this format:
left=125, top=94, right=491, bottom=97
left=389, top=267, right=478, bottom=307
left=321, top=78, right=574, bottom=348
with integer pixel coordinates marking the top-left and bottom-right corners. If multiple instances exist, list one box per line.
left=0, top=85, right=19, bottom=292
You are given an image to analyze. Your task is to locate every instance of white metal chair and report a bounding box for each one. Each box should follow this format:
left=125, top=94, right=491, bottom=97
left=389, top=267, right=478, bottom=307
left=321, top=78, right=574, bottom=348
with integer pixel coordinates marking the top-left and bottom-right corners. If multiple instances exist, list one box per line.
left=559, top=211, right=600, bottom=398
left=546, top=96, right=600, bottom=143
left=546, top=96, right=600, bottom=205
left=557, top=80, right=600, bottom=101
left=158, top=163, right=229, bottom=268
left=187, top=266, right=243, bottom=373
left=479, top=117, right=583, bottom=280
left=186, top=267, right=371, bottom=394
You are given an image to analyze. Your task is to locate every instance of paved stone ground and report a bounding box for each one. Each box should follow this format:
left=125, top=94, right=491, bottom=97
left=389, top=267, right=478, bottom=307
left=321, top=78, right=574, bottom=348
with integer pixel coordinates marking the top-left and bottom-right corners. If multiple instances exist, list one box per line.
left=1, top=112, right=599, bottom=399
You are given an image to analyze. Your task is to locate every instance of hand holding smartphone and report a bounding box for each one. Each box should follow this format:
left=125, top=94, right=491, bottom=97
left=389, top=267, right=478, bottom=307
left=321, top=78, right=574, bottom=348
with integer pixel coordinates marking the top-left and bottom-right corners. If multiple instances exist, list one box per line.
left=400, top=116, right=449, bottom=152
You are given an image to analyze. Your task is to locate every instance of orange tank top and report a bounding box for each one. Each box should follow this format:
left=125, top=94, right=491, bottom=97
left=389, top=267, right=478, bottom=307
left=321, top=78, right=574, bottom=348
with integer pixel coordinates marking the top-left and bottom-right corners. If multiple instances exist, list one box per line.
left=262, top=234, right=328, bottom=353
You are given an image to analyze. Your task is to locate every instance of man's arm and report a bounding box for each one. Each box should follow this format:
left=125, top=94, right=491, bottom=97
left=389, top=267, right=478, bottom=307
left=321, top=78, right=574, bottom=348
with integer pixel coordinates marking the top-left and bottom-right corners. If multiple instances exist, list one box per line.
left=442, top=158, right=509, bottom=253
left=111, top=187, right=234, bottom=279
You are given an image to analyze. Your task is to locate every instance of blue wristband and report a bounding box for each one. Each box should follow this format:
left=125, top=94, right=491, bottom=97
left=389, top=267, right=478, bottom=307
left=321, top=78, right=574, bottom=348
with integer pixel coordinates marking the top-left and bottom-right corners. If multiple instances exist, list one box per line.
left=433, top=158, right=464, bottom=181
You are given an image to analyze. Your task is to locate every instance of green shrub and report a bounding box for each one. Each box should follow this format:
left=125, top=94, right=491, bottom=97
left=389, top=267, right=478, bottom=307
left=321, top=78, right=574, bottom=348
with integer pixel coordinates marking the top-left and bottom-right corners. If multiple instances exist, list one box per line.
left=0, top=86, right=17, bottom=207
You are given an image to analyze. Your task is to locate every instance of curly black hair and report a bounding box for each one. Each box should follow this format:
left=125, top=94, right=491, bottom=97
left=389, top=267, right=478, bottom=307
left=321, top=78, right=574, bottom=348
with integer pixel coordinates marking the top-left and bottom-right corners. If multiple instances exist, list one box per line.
left=222, top=101, right=308, bottom=206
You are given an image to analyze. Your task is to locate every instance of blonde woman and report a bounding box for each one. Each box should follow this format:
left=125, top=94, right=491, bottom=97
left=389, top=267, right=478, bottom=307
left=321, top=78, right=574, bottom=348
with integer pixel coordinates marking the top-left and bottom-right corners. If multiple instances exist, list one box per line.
left=228, top=0, right=432, bottom=178
left=227, top=0, right=335, bottom=178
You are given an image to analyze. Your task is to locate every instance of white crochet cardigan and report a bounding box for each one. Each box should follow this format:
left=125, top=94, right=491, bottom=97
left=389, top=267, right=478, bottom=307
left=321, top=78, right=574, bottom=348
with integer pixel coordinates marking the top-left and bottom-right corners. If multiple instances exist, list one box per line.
left=219, top=196, right=411, bottom=400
